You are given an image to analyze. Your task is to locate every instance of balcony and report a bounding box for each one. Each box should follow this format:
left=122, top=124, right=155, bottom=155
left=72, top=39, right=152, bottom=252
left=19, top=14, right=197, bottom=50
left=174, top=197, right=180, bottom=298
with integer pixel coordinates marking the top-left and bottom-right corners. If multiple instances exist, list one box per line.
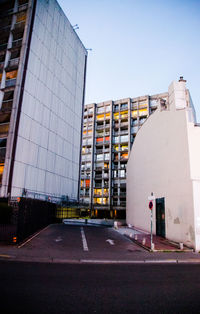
left=11, top=38, right=23, bottom=49
left=1, top=99, right=13, bottom=112
left=13, top=21, right=26, bottom=33
left=0, top=62, right=4, bottom=71
left=18, top=3, right=28, bottom=12
left=6, top=58, right=19, bottom=70
left=0, top=123, right=9, bottom=137
left=96, top=125, right=104, bottom=130
left=5, top=79, right=16, bottom=87
left=0, top=24, right=11, bottom=35
left=0, top=43, right=7, bottom=52
left=0, top=147, right=6, bottom=163
left=95, top=174, right=103, bottom=179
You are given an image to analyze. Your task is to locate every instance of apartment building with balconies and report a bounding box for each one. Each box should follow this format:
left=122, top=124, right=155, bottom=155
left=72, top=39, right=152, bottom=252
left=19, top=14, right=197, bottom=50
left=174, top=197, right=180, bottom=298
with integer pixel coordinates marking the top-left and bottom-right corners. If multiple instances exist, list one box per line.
left=0, top=0, right=87, bottom=201
left=80, top=92, right=168, bottom=219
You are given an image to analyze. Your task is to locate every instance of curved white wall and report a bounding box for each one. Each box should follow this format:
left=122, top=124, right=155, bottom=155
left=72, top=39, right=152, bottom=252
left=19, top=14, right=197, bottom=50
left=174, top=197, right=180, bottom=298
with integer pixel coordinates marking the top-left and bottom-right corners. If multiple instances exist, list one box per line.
left=127, top=80, right=199, bottom=249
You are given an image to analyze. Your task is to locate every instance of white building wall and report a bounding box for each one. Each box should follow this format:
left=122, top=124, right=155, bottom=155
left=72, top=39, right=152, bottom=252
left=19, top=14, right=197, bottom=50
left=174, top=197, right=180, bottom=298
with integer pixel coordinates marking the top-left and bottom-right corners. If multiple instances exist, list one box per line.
left=127, top=80, right=197, bottom=249
left=11, top=0, right=87, bottom=200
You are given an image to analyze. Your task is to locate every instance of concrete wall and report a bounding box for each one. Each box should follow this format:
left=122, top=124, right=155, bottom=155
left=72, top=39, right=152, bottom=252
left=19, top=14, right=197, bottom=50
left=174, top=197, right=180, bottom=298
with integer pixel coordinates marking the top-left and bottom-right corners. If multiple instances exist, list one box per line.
left=11, top=0, right=87, bottom=200
left=127, top=80, right=198, bottom=249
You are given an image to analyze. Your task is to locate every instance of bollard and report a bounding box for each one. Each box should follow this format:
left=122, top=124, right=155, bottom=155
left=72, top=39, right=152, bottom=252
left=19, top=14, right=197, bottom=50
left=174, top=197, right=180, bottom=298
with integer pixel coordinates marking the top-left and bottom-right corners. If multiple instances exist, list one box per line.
left=129, top=233, right=132, bottom=238
left=151, top=243, right=155, bottom=251
left=179, top=242, right=184, bottom=250
left=142, top=238, right=146, bottom=245
left=128, top=224, right=132, bottom=228
left=114, top=221, right=118, bottom=229
left=134, top=234, right=138, bottom=240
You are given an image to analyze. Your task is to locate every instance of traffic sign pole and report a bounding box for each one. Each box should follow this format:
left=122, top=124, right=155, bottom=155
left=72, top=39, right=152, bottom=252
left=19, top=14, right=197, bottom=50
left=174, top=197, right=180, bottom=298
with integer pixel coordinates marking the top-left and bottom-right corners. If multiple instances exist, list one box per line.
left=151, top=210, right=153, bottom=250
left=148, top=195, right=154, bottom=251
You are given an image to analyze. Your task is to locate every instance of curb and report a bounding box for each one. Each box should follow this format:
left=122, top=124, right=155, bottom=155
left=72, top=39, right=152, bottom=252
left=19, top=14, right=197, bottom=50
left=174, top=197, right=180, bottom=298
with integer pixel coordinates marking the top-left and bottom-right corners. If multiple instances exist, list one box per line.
left=1, top=256, right=200, bottom=264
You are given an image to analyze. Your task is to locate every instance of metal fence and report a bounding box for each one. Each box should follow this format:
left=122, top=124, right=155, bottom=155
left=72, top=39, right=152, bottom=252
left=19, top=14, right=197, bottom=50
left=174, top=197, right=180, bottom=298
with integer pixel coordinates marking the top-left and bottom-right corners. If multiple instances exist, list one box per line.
left=0, top=197, right=56, bottom=244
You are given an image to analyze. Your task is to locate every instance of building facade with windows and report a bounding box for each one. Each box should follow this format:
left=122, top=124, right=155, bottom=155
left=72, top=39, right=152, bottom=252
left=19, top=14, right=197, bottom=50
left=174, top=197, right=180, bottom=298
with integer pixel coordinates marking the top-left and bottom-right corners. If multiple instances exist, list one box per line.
left=80, top=91, right=168, bottom=219
left=0, top=0, right=87, bottom=202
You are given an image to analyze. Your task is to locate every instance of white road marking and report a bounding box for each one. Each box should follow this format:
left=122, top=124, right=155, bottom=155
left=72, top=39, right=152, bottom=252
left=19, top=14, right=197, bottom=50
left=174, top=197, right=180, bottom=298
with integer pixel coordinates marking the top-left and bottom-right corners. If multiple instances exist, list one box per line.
left=106, top=239, right=115, bottom=245
left=55, top=236, right=62, bottom=242
left=18, top=225, right=51, bottom=248
left=81, top=227, right=89, bottom=251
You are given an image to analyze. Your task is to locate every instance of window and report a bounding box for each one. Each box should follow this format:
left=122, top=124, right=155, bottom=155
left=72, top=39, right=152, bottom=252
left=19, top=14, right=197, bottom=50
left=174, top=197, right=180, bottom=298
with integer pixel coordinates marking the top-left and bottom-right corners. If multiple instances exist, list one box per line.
left=121, top=103, right=128, bottom=110
left=97, top=107, right=104, bottom=114
left=121, top=145, right=128, bottom=151
left=139, top=108, right=148, bottom=117
left=6, top=70, right=18, bottom=80
left=96, top=137, right=103, bottom=143
left=121, top=153, right=128, bottom=160
left=114, top=113, right=119, bottom=120
left=113, top=136, right=119, bottom=143
left=121, top=135, right=128, bottom=142
left=131, top=110, right=137, bottom=118
left=131, top=126, right=138, bottom=134
left=104, top=153, right=110, bottom=160
left=120, top=111, right=128, bottom=119
left=119, top=170, right=125, bottom=178
left=105, top=105, right=111, bottom=112
left=85, top=179, right=90, bottom=188
left=96, top=114, right=104, bottom=121
left=114, top=105, right=119, bottom=111
left=96, top=154, right=103, bottom=161
left=94, top=189, right=102, bottom=196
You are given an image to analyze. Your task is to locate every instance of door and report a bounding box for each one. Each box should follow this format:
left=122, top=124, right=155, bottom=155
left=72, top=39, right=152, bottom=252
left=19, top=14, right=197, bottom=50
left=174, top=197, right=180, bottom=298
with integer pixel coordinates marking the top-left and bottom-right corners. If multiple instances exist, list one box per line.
left=156, top=197, right=165, bottom=237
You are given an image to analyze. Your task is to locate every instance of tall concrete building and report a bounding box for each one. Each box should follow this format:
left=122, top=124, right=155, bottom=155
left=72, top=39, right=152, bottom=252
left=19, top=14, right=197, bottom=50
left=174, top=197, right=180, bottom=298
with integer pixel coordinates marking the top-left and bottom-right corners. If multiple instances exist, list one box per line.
left=0, top=0, right=87, bottom=202
left=80, top=92, right=168, bottom=219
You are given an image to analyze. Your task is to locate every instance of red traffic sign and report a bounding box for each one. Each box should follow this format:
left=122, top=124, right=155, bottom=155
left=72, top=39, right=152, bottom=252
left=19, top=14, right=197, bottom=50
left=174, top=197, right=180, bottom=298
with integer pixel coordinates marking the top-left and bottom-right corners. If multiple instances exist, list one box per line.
left=149, top=201, right=153, bottom=210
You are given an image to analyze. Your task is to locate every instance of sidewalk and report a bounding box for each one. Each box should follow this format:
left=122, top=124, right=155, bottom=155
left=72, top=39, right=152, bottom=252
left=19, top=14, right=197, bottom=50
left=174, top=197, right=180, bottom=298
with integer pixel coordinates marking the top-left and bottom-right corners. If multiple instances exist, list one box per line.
left=115, top=225, right=193, bottom=252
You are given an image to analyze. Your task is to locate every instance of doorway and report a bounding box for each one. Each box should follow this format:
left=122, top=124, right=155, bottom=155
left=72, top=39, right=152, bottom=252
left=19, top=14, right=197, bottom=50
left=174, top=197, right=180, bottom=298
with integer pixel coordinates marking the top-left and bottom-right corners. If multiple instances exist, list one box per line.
left=156, top=197, right=165, bottom=238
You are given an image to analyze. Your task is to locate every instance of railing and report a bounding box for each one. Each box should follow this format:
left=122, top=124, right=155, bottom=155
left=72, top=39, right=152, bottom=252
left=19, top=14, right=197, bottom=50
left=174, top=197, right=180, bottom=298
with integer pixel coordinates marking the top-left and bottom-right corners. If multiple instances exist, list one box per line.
left=18, top=3, right=28, bottom=12
left=12, top=39, right=23, bottom=48
left=0, top=25, right=11, bottom=36
left=13, top=21, right=26, bottom=32
left=96, top=125, right=104, bottom=130
left=0, top=43, right=7, bottom=51
left=120, top=106, right=128, bottom=111
left=1, top=99, right=13, bottom=111
left=0, top=147, right=6, bottom=163
left=0, top=62, right=4, bottom=70
left=8, top=58, right=19, bottom=68
left=5, top=79, right=16, bottom=87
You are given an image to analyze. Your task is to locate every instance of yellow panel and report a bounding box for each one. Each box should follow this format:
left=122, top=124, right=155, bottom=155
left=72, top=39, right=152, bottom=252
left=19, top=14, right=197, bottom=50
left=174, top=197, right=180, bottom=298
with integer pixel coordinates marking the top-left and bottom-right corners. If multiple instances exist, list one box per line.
left=105, top=113, right=110, bottom=117
left=132, top=110, right=137, bottom=118
left=0, top=163, right=4, bottom=174
left=139, top=108, right=148, bottom=116
left=0, top=123, right=9, bottom=136
left=96, top=114, right=104, bottom=120
left=120, top=111, right=128, bottom=115
left=6, top=70, right=18, bottom=80
left=114, top=113, right=119, bottom=120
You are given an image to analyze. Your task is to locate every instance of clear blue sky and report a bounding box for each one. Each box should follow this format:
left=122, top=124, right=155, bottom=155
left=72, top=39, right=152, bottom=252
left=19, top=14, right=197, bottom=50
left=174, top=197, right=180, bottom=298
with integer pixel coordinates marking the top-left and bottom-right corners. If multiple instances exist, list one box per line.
left=58, top=0, right=200, bottom=121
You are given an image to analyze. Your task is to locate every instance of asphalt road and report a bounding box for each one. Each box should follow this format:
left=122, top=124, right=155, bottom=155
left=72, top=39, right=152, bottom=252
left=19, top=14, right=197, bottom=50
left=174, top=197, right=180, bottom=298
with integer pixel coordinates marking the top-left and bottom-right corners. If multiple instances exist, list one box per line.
left=14, top=224, right=147, bottom=261
left=1, top=261, right=200, bottom=314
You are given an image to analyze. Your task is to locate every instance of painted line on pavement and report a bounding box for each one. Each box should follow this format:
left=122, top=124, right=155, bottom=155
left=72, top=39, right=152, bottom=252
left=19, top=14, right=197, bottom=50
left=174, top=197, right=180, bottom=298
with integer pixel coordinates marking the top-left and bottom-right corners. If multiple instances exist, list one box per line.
left=80, top=227, right=89, bottom=251
left=18, top=225, right=51, bottom=248
left=0, top=254, right=12, bottom=258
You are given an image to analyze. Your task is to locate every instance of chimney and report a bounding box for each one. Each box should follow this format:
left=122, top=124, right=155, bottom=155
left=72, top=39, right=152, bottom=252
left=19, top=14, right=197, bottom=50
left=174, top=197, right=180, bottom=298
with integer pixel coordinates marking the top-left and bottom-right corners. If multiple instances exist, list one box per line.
left=179, top=76, right=186, bottom=82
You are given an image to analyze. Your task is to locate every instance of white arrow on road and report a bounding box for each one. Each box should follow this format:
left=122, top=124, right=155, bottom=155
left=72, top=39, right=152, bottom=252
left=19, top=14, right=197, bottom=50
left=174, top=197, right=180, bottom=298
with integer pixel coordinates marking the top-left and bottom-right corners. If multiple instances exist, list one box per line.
left=106, top=239, right=115, bottom=245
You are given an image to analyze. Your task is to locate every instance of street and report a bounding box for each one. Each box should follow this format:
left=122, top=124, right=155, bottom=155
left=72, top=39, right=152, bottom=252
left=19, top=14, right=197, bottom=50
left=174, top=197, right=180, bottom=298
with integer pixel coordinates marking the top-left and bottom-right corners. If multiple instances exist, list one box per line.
left=1, top=261, right=200, bottom=314
left=1, top=224, right=200, bottom=313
